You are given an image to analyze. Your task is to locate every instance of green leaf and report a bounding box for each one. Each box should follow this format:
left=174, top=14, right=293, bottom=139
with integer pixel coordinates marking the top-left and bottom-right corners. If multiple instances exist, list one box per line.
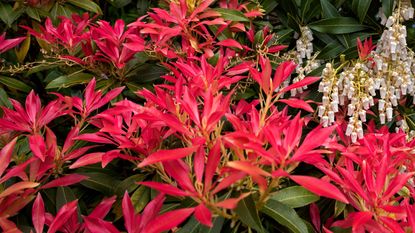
left=214, top=8, right=250, bottom=22
left=15, top=34, right=31, bottom=64
left=56, top=5, right=73, bottom=18
left=382, top=0, right=394, bottom=18
left=46, top=72, right=94, bottom=89
left=353, top=0, right=372, bottom=23
left=0, top=76, right=31, bottom=92
left=317, top=41, right=345, bottom=59
left=309, top=17, right=367, bottom=34
left=261, top=200, right=308, bottom=233
left=127, top=64, right=166, bottom=83
left=334, top=200, right=346, bottom=217
left=115, top=174, right=146, bottom=196
left=235, top=195, right=264, bottom=233
left=0, top=88, right=11, bottom=108
left=79, top=172, right=120, bottom=195
left=320, top=0, right=340, bottom=18
left=110, top=0, right=132, bottom=8
left=0, top=2, right=23, bottom=27
left=66, top=0, right=102, bottom=14
left=130, top=185, right=150, bottom=213
left=271, top=186, right=320, bottom=208
left=300, top=0, right=313, bottom=21
left=26, top=7, right=41, bottom=21
left=56, top=186, right=76, bottom=212
left=261, top=0, right=278, bottom=13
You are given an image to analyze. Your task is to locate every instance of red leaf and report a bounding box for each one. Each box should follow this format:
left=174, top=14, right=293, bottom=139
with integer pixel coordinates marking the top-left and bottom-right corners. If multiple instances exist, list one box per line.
left=84, top=217, right=120, bottom=233
left=69, top=152, right=104, bottom=169
left=0, top=181, right=39, bottom=199
left=194, top=203, right=212, bottom=227
left=89, top=196, right=116, bottom=219
left=227, top=161, right=270, bottom=177
left=47, top=200, right=78, bottom=233
left=140, top=193, right=165, bottom=229
left=122, top=192, right=135, bottom=233
left=194, top=146, right=205, bottom=183
left=41, top=174, right=88, bottom=189
left=32, top=193, right=45, bottom=233
left=0, top=137, right=17, bottom=178
left=309, top=203, right=320, bottom=231
left=291, top=125, right=335, bottom=162
left=29, top=134, right=46, bottom=162
left=268, top=45, right=288, bottom=53
left=290, top=175, right=349, bottom=203
left=278, top=99, right=314, bottom=112
left=139, top=181, right=190, bottom=197
left=279, top=76, right=320, bottom=94
left=216, top=39, right=243, bottom=49
left=143, top=208, right=194, bottom=233
left=204, top=140, right=221, bottom=191
left=138, top=146, right=197, bottom=168
left=74, top=133, right=114, bottom=144
left=273, top=61, right=296, bottom=89
left=211, top=172, right=246, bottom=194
left=214, top=193, right=250, bottom=209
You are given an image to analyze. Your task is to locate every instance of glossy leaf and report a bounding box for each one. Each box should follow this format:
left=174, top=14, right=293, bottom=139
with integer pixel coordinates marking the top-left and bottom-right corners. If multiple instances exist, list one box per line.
left=271, top=186, right=320, bottom=208
left=261, top=199, right=308, bottom=233
left=235, top=195, right=264, bottom=233
left=309, top=17, right=367, bottom=34
left=290, top=175, right=349, bottom=204
left=214, top=8, right=249, bottom=22
left=66, top=0, right=102, bottom=14
left=32, top=193, right=45, bottom=233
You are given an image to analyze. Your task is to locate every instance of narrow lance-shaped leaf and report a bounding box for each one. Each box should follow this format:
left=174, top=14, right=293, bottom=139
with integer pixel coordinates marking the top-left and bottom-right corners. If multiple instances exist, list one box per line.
left=138, top=146, right=197, bottom=168
left=0, top=181, right=39, bottom=199
left=143, top=208, right=195, bottom=233
left=290, top=175, right=349, bottom=204
left=32, top=193, right=45, bottom=233
left=0, top=137, right=17, bottom=178
left=41, top=174, right=88, bottom=189
left=122, top=192, right=136, bottom=233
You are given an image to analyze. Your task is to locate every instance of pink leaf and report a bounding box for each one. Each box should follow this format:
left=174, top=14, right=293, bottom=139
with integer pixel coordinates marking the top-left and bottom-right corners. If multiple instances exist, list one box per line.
left=204, top=140, right=221, bottom=191
left=227, top=161, right=270, bottom=177
left=216, top=39, right=243, bottom=49
left=41, top=174, right=88, bottom=189
left=138, top=146, right=197, bottom=168
left=29, top=134, right=46, bottom=162
left=290, top=175, right=349, bottom=204
left=144, top=208, right=194, bottom=233
left=0, top=181, right=39, bottom=199
left=278, top=99, right=314, bottom=112
left=47, top=200, right=78, bottom=233
left=279, top=76, right=320, bottom=94
left=89, top=196, right=116, bottom=219
left=69, top=152, right=104, bottom=169
left=215, top=193, right=250, bottom=209
left=84, top=217, right=120, bottom=233
left=32, top=193, right=45, bottom=233
left=0, top=137, right=17, bottom=178
left=122, top=192, right=135, bottom=233
left=139, top=181, right=190, bottom=197
left=194, top=203, right=212, bottom=227
left=291, top=125, right=335, bottom=162
left=74, top=133, right=114, bottom=144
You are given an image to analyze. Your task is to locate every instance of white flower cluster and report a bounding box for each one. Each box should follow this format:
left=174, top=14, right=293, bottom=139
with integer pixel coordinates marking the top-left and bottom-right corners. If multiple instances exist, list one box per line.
left=291, top=26, right=321, bottom=96
left=318, top=2, right=415, bottom=143
left=379, top=0, right=414, bottom=25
